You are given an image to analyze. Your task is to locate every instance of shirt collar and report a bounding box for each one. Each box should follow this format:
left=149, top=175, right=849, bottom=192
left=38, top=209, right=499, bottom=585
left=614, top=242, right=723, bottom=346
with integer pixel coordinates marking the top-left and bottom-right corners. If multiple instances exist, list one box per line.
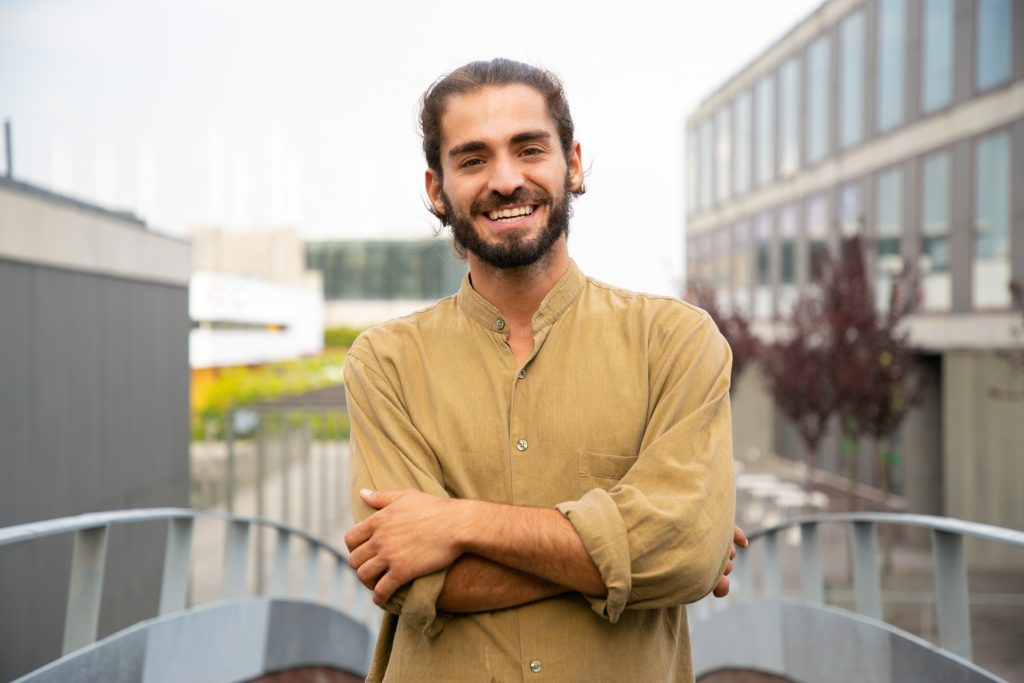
left=456, top=260, right=586, bottom=334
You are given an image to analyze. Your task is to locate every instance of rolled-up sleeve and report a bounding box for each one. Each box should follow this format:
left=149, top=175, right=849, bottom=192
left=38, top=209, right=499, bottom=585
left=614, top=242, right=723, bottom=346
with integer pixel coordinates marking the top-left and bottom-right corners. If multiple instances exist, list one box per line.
left=345, top=343, right=452, bottom=636
left=556, top=310, right=736, bottom=623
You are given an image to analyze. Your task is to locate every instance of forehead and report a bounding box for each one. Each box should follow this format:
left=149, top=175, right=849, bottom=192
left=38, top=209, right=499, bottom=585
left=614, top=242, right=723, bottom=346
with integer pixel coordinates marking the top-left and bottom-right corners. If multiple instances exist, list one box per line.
left=439, top=84, right=557, bottom=153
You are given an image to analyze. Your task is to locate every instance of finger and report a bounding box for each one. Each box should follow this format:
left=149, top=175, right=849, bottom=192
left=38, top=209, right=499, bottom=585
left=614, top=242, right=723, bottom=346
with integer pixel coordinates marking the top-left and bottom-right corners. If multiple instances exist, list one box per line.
left=734, top=524, right=749, bottom=548
left=374, top=572, right=402, bottom=606
left=723, top=559, right=733, bottom=576
left=712, top=576, right=730, bottom=598
left=360, top=488, right=405, bottom=509
left=348, top=541, right=374, bottom=570
left=729, top=546, right=737, bottom=561
left=343, top=520, right=373, bottom=552
left=356, top=556, right=388, bottom=589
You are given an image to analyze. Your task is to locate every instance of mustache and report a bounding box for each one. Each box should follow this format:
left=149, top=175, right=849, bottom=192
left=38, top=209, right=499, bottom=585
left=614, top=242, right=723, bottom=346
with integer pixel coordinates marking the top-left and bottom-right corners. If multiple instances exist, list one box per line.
left=470, top=188, right=551, bottom=215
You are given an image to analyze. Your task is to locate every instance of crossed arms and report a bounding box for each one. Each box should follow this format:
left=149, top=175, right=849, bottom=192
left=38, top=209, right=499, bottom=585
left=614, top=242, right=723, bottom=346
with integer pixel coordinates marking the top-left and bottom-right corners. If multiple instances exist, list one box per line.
left=342, top=309, right=740, bottom=627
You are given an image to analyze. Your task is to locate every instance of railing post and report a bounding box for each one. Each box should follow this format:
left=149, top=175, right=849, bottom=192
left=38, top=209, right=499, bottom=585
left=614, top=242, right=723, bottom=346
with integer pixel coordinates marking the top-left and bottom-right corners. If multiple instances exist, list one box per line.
left=320, top=411, right=330, bottom=534
left=763, top=529, right=781, bottom=597
left=932, top=529, right=973, bottom=660
left=62, top=525, right=109, bottom=654
left=223, top=520, right=251, bottom=599
left=331, top=556, right=346, bottom=607
left=225, top=408, right=236, bottom=514
left=302, top=417, right=311, bottom=532
left=851, top=521, right=882, bottom=620
left=255, top=414, right=267, bottom=593
left=303, top=538, right=320, bottom=600
left=800, top=521, right=825, bottom=603
left=270, top=528, right=292, bottom=597
left=281, top=414, right=292, bottom=525
left=159, top=517, right=193, bottom=615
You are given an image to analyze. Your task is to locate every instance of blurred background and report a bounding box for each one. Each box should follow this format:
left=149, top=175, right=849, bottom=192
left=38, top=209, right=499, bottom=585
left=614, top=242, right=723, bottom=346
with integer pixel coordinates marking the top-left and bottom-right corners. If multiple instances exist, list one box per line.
left=1, top=0, right=1022, bottom=681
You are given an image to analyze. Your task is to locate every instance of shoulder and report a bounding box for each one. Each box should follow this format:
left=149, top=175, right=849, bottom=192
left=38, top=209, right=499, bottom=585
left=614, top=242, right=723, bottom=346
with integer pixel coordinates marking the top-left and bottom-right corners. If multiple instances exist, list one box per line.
left=581, top=275, right=714, bottom=334
left=347, top=295, right=459, bottom=372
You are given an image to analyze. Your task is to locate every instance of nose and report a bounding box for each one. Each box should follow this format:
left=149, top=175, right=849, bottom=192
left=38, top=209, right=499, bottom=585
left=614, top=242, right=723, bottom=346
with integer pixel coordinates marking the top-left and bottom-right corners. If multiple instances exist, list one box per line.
left=486, top=154, right=525, bottom=197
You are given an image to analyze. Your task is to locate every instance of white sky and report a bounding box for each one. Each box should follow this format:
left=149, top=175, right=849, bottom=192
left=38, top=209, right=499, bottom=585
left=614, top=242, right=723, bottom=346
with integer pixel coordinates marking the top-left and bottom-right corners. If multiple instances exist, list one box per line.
left=0, top=0, right=822, bottom=295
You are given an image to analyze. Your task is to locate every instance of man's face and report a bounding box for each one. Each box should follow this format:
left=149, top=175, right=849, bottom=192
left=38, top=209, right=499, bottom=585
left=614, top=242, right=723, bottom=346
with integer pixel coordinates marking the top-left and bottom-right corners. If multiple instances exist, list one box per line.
left=426, top=84, right=583, bottom=269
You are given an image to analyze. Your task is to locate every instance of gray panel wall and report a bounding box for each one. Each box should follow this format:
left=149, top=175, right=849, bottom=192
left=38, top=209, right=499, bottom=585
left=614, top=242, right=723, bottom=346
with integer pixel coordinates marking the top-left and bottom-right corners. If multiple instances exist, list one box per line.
left=0, top=259, right=190, bottom=681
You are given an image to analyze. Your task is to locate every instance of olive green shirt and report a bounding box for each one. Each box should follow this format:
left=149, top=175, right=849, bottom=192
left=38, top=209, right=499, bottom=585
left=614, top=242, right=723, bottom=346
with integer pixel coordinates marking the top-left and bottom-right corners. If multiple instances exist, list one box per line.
left=344, top=262, right=735, bottom=682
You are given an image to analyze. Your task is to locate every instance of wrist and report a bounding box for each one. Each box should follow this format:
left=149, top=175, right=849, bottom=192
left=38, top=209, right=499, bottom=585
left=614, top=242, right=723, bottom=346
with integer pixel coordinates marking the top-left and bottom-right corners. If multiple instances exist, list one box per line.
left=450, top=498, right=484, bottom=553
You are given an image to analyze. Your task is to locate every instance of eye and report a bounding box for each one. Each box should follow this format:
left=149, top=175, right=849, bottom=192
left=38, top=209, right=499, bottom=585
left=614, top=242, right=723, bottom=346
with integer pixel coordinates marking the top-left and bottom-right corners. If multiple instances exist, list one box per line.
left=521, top=146, right=545, bottom=157
left=459, top=157, right=484, bottom=169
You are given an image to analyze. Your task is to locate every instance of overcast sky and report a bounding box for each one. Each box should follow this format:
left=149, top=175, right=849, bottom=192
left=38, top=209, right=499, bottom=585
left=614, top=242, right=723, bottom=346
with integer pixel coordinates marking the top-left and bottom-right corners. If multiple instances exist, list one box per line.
left=0, top=0, right=822, bottom=295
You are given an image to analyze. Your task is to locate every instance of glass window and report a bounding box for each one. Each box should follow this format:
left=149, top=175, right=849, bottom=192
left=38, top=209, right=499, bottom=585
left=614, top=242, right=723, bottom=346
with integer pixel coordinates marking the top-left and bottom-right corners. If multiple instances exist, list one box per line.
left=877, top=0, right=906, bottom=133
left=921, top=0, right=953, bottom=113
left=714, top=227, right=732, bottom=310
left=779, top=56, right=801, bottom=176
left=778, top=206, right=798, bottom=315
left=876, top=168, right=904, bottom=310
left=973, top=132, right=1011, bottom=308
left=686, top=128, right=697, bottom=213
left=756, top=74, right=775, bottom=186
left=806, top=34, right=831, bottom=164
left=699, top=119, right=713, bottom=210
left=715, top=106, right=732, bottom=204
left=976, top=0, right=1012, bottom=92
left=734, top=91, right=753, bottom=195
left=840, top=10, right=866, bottom=149
left=839, top=180, right=864, bottom=238
left=805, top=195, right=830, bottom=282
left=755, top=213, right=774, bottom=319
left=920, top=152, right=951, bottom=310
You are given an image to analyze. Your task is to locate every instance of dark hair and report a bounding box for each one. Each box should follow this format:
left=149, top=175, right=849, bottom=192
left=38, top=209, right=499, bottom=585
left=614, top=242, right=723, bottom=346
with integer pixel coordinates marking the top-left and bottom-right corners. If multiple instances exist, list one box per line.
left=420, top=58, right=581, bottom=193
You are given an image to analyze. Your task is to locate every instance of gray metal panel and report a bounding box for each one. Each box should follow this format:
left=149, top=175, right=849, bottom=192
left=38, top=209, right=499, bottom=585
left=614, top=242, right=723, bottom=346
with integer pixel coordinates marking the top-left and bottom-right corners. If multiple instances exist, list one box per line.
left=0, top=258, right=189, bottom=681
left=865, top=0, right=879, bottom=141
left=953, top=0, right=975, bottom=105
left=264, top=600, right=372, bottom=677
left=950, top=138, right=972, bottom=312
left=692, top=599, right=1002, bottom=683
left=1016, top=1, right=1024, bottom=83
left=905, top=0, right=922, bottom=126
left=1012, top=120, right=1024, bottom=286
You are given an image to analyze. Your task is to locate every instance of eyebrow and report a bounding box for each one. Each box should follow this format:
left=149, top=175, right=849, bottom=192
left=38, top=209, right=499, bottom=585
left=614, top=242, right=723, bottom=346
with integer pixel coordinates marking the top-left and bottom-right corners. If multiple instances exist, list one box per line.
left=447, top=130, right=553, bottom=159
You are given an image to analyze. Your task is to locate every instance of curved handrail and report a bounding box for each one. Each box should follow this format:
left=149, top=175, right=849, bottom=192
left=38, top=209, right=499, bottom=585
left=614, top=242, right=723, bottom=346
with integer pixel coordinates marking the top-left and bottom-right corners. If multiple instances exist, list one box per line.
left=0, top=507, right=350, bottom=562
left=745, top=511, right=1024, bottom=548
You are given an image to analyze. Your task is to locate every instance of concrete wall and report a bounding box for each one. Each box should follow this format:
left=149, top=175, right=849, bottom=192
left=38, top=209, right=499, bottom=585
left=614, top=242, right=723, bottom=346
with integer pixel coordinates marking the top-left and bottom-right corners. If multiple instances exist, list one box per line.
left=0, top=179, right=191, bottom=680
left=943, top=351, right=1024, bottom=569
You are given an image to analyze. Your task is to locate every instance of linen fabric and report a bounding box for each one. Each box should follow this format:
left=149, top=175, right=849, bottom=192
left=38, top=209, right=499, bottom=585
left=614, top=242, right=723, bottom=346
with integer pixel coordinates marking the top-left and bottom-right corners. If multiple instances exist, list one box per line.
left=344, top=261, right=736, bottom=682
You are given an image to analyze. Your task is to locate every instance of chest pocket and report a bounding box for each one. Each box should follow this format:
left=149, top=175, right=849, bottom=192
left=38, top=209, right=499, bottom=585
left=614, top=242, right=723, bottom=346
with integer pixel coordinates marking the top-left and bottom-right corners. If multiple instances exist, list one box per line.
left=577, top=450, right=637, bottom=494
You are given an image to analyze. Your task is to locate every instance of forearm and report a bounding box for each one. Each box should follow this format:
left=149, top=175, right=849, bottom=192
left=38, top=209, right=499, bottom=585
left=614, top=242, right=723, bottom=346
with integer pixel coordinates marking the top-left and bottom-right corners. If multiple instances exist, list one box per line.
left=436, top=554, right=566, bottom=613
left=454, top=500, right=606, bottom=597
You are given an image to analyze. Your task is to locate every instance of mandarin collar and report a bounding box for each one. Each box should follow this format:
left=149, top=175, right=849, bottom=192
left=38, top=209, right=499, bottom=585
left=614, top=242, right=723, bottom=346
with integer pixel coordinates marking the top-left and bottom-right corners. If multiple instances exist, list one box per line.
left=456, top=260, right=586, bottom=334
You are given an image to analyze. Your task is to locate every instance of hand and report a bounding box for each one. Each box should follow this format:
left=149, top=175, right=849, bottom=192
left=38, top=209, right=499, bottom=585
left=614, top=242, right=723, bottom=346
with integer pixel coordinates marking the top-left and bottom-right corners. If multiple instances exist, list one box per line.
left=711, top=524, right=749, bottom=598
left=344, top=488, right=464, bottom=606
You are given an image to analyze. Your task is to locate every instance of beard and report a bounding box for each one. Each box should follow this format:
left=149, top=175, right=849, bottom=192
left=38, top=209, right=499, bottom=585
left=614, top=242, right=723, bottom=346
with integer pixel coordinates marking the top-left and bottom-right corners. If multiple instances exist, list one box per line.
left=442, top=176, right=572, bottom=270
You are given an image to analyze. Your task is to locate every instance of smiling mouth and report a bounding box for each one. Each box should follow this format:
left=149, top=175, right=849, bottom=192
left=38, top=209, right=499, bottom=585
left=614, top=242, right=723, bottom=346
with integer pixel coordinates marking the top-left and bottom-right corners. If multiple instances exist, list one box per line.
left=486, top=205, right=535, bottom=222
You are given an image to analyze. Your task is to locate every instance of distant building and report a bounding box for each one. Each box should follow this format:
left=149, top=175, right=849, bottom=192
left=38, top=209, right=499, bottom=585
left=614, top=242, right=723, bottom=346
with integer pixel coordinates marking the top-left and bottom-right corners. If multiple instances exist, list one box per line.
left=685, top=0, right=1022, bottom=565
left=305, top=238, right=466, bottom=327
left=0, top=176, right=191, bottom=679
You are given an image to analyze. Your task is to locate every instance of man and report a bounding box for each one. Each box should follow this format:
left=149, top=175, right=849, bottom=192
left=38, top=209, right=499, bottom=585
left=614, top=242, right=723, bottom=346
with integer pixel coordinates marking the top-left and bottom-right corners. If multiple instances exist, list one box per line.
left=344, top=58, right=741, bottom=682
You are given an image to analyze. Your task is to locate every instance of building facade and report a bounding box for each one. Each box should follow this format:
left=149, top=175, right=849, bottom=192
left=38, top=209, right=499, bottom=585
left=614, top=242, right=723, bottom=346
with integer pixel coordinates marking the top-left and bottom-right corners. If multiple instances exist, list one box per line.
left=305, top=239, right=466, bottom=327
left=685, top=0, right=1023, bottom=565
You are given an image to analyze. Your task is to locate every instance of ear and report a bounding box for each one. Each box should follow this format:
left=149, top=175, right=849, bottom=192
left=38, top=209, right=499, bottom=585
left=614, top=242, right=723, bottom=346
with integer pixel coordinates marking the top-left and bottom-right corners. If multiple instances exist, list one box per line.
left=425, top=169, right=446, bottom=216
left=567, top=140, right=583, bottom=193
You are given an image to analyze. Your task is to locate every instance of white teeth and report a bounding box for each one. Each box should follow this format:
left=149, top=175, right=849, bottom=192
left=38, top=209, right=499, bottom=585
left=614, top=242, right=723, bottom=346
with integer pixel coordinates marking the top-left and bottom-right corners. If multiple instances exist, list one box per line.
left=487, top=206, right=535, bottom=221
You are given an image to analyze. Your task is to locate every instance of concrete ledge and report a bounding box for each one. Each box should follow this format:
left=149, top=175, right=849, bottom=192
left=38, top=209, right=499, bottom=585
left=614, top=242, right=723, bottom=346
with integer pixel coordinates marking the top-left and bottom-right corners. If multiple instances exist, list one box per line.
left=691, top=598, right=1002, bottom=683
left=15, top=599, right=373, bottom=683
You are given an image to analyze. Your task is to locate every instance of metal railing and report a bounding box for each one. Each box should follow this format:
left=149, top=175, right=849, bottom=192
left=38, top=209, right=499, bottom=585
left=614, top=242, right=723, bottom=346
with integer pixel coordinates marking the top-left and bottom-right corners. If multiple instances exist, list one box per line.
left=0, top=507, right=375, bottom=658
left=712, top=512, right=1024, bottom=664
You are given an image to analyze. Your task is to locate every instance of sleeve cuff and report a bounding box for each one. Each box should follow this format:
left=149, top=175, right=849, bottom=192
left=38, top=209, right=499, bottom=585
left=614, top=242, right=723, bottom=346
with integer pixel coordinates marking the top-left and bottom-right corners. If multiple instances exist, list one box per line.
left=555, top=488, right=632, bottom=623
left=383, top=568, right=452, bottom=637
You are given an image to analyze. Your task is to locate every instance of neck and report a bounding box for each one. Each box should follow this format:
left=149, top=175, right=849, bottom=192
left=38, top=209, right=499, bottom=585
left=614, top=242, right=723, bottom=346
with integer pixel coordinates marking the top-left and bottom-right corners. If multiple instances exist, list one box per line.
left=466, top=238, right=570, bottom=329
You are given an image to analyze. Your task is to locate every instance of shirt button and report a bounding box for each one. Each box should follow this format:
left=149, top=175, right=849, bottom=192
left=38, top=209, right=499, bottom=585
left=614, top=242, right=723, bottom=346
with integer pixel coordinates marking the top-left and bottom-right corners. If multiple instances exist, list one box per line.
left=529, top=660, right=542, bottom=673
left=518, top=369, right=526, bottom=379
left=516, top=439, right=528, bottom=452
left=495, top=318, right=506, bottom=331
